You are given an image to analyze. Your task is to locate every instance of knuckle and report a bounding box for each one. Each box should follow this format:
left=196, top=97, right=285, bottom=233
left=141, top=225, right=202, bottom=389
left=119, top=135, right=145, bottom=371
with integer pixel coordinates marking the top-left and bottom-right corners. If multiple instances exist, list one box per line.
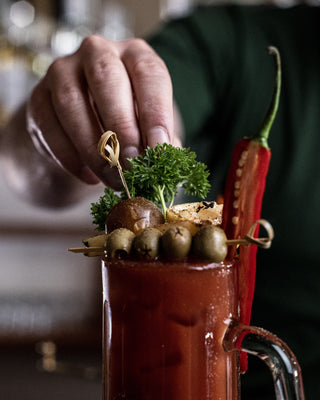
left=112, top=116, right=137, bottom=134
left=101, top=111, right=137, bottom=136
left=123, top=38, right=167, bottom=77
left=86, top=55, right=121, bottom=88
left=79, top=34, right=106, bottom=54
left=132, top=55, right=167, bottom=80
left=45, top=58, right=84, bottom=115
left=80, top=34, right=119, bottom=61
left=82, top=39, right=122, bottom=87
left=80, top=35, right=122, bottom=86
left=54, top=84, right=82, bottom=112
left=125, top=37, right=149, bottom=51
left=46, top=57, right=66, bottom=79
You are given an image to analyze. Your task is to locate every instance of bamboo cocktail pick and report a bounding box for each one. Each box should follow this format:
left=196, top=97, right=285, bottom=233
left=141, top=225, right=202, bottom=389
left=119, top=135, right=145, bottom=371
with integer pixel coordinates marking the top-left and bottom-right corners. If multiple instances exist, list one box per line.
left=97, top=130, right=131, bottom=199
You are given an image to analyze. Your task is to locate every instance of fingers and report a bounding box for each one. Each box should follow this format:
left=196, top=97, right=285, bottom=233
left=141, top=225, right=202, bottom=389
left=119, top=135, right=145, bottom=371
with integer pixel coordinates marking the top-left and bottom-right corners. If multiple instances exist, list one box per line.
left=27, top=81, right=100, bottom=185
left=27, top=35, right=178, bottom=188
left=44, top=54, right=121, bottom=186
left=79, top=36, right=175, bottom=151
left=120, top=38, right=174, bottom=148
left=79, top=36, right=142, bottom=165
left=29, top=58, right=121, bottom=187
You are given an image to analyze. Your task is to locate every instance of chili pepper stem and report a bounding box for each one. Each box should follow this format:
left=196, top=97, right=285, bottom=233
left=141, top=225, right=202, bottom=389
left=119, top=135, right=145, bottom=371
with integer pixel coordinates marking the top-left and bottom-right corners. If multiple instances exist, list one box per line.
left=252, top=46, right=281, bottom=149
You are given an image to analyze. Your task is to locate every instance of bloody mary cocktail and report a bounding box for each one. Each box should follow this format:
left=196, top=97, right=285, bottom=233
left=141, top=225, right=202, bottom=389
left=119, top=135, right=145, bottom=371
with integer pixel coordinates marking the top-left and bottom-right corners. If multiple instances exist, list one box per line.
left=102, top=258, right=239, bottom=400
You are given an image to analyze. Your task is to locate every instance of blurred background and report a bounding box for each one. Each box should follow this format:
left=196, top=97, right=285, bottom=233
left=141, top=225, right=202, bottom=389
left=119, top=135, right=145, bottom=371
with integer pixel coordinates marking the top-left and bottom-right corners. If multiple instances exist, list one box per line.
left=0, top=0, right=296, bottom=399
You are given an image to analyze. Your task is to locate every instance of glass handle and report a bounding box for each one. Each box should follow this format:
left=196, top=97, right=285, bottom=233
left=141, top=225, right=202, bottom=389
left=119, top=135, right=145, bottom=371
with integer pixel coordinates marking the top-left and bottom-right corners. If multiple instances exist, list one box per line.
left=223, top=323, right=305, bottom=400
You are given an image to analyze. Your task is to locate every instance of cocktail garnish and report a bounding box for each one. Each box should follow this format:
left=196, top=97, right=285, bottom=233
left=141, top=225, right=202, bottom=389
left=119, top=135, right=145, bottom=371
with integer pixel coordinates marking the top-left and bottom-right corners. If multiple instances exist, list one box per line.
left=90, top=188, right=121, bottom=232
left=91, top=140, right=211, bottom=230
left=97, top=130, right=131, bottom=198
left=221, top=46, right=281, bottom=372
left=68, top=219, right=273, bottom=259
left=166, top=201, right=222, bottom=235
left=226, top=219, right=274, bottom=249
left=123, top=143, right=210, bottom=218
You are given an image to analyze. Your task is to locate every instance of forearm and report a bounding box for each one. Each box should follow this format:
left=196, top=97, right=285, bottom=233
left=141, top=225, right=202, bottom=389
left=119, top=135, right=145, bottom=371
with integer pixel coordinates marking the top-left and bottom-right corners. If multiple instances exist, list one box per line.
left=0, top=104, right=97, bottom=209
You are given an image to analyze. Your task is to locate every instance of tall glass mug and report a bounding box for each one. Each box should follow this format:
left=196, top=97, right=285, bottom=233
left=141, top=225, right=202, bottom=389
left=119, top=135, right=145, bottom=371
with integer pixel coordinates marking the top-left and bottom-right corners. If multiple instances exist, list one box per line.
left=101, top=258, right=305, bottom=400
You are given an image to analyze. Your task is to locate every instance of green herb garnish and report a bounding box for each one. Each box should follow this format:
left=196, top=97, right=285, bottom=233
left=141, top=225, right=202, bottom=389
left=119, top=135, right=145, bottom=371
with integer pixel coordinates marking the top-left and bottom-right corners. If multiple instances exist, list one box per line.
left=90, top=143, right=211, bottom=230
left=90, top=187, right=121, bottom=231
left=124, top=143, right=210, bottom=217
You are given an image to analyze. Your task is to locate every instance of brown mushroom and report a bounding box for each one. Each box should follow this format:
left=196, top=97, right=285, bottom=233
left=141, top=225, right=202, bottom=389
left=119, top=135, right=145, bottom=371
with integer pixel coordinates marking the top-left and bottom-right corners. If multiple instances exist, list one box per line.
left=106, top=197, right=165, bottom=234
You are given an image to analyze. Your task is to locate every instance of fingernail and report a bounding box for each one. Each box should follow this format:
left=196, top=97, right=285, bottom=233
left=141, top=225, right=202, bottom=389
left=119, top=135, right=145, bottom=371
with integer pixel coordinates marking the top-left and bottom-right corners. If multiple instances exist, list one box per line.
left=122, top=145, right=140, bottom=160
left=148, top=126, right=169, bottom=147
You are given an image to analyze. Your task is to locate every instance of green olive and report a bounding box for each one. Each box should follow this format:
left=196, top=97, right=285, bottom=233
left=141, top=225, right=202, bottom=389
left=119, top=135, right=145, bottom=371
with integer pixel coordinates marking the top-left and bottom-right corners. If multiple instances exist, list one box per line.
left=192, top=225, right=227, bottom=262
left=105, top=228, right=135, bottom=259
left=132, top=228, right=162, bottom=259
left=161, top=225, right=192, bottom=259
left=106, top=197, right=165, bottom=234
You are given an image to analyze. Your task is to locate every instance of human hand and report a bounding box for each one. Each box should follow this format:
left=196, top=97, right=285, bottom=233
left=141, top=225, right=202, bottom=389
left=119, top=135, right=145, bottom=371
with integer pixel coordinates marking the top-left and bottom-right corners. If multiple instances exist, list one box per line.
left=27, top=35, right=181, bottom=188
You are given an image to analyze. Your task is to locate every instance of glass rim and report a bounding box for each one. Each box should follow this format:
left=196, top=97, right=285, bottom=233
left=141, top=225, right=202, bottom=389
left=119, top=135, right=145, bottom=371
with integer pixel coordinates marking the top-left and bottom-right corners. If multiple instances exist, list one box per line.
left=101, top=257, right=235, bottom=271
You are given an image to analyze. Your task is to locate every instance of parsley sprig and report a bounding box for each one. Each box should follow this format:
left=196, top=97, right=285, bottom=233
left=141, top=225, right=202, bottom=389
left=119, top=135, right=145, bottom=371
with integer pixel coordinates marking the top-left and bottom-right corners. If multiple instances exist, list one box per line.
left=124, top=144, right=210, bottom=217
left=90, top=143, right=210, bottom=230
left=90, top=187, right=121, bottom=231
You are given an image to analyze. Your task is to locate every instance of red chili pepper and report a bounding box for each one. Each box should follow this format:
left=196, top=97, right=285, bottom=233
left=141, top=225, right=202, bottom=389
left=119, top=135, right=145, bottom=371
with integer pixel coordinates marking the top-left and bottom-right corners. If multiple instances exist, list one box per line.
left=221, top=46, right=281, bottom=372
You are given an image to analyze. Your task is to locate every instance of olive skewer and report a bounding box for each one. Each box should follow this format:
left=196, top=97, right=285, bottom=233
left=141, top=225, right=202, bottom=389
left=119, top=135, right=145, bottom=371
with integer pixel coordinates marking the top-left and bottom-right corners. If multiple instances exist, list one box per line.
left=68, top=219, right=274, bottom=259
